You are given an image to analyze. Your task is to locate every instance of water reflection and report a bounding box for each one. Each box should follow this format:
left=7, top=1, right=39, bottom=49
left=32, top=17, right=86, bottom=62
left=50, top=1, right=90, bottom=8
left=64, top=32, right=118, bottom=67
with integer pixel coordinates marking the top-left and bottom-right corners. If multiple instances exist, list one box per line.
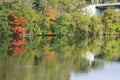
left=70, top=60, right=120, bottom=80
left=44, top=50, right=57, bottom=65
left=8, top=37, right=26, bottom=56
left=84, top=52, right=95, bottom=66
left=0, top=36, right=120, bottom=80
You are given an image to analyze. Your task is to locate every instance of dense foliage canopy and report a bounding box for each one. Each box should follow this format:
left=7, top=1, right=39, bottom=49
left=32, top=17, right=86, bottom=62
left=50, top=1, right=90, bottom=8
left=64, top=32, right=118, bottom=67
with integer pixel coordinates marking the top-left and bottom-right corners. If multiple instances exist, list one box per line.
left=0, top=0, right=120, bottom=37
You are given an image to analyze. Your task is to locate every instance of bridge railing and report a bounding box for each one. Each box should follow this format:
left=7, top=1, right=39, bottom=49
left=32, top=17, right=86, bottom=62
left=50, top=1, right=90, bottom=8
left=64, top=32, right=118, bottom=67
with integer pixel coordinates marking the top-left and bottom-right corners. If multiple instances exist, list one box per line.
left=88, top=0, right=120, bottom=4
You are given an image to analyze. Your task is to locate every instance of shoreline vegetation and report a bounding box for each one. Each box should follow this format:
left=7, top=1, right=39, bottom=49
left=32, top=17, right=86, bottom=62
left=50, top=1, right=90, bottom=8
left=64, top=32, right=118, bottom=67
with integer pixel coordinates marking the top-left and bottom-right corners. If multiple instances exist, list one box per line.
left=0, top=0, right=120, bottom=38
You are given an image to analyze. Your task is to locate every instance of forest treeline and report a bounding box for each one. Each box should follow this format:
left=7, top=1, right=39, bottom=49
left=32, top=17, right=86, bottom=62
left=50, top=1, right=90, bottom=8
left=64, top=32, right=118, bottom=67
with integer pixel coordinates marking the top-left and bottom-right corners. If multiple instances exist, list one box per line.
left=0, top=0, right=120, bottom=37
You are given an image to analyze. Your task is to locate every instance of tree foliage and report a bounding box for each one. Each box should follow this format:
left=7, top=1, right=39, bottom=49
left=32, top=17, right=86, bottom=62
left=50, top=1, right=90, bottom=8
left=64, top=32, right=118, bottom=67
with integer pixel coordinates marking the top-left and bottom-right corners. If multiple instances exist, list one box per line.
left=0, top=0, right=120, bottom=36
left=103, top=8, right=120, bottom=34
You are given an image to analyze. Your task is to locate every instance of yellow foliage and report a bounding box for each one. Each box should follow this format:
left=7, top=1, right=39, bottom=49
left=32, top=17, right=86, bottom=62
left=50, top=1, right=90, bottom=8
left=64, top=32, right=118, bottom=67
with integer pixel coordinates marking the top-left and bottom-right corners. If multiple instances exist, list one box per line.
left=45, top=6, right=56, bottom=20
left=44, top=51, right=57, bottom=64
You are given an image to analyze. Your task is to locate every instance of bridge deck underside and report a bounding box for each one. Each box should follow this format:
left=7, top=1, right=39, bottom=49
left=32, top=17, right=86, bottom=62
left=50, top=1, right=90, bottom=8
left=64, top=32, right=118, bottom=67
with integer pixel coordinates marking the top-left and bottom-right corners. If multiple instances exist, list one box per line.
left=96, top=5, right=120, bottom=10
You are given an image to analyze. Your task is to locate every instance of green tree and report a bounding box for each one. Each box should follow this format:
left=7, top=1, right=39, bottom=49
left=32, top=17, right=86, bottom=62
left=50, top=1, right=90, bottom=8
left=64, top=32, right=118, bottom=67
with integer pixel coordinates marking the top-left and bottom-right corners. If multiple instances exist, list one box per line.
left=103, top=8, right=120, bottom=34
left=71, top=12, right=91, bottom=35
left=89, top=15, right=102, bottom=34
left=103, top=9, right=115, bottom=34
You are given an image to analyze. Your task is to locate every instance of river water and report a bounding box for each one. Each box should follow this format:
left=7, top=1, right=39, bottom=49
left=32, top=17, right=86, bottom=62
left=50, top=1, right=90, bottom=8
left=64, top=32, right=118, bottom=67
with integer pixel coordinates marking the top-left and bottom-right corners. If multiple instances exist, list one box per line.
left=0, top=36, right=120, bottom=80
left=70, top=60, right=120, bottom=80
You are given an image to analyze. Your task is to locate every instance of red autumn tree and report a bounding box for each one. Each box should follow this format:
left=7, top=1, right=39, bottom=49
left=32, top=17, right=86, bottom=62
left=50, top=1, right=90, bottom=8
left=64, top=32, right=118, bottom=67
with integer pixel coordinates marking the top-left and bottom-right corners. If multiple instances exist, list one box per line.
left=8, top=14, right=26, bottom=56
left=9, top=15, right=26, bottom=36
left=9, top=37, right=26, bottom=55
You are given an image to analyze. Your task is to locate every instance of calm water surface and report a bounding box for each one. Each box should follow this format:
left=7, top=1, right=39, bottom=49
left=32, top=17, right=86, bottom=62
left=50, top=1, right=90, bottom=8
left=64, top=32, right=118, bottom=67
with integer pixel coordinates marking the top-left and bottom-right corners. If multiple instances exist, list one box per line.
left=0, top=36, right=120, bottom=80
left=71, top=60, right=120, bottom=80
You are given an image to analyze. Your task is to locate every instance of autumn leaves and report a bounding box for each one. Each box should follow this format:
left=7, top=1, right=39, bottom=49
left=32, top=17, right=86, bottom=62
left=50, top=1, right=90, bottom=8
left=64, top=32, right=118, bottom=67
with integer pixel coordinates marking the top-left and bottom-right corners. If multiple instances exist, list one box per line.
left=45, top=6, right=56, bottom=20
left=9, top=38, right=26, bottom=55
left=9, top=14, right=26, bottom=55
left=8, top=6, right=56, bottom=56
left=9, top=16, right=26, bottom=36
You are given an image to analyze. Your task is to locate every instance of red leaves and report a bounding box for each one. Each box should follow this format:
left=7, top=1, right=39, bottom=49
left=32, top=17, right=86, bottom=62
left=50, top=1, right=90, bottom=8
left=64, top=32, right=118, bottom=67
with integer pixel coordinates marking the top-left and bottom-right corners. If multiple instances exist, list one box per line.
left=9, top=17, right=26, bottom=36
left=12, top=38, right=26, bottom=46
left=13, top=26, right=26, bottom=35
left=9, top=15, right=26, bottom=56
left=10, top=18, right=25, bottom=26
left=10, top=46, right=24, bottom=54
left=9, top=37, right=26, bottom=55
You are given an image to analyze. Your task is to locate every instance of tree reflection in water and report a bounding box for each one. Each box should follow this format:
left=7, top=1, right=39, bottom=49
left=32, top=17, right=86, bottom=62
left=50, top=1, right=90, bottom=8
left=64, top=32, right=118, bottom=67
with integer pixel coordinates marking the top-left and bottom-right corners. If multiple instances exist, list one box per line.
left=1, top=35, right=120, bottom=80
left=44, top=50, right=57, bottom=65
left=8, top=37, right=26, bottom=56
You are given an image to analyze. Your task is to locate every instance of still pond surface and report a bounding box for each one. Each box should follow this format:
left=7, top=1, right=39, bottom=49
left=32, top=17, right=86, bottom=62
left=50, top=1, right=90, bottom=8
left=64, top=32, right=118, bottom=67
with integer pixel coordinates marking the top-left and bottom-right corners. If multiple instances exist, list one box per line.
left=0, top=36, right=120, bottom=80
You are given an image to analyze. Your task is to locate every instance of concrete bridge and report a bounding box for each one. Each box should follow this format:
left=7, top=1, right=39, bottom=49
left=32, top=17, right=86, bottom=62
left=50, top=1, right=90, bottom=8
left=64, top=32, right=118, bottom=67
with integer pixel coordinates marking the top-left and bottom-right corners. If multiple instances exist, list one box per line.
left=82, top=3, right=120, bottom=16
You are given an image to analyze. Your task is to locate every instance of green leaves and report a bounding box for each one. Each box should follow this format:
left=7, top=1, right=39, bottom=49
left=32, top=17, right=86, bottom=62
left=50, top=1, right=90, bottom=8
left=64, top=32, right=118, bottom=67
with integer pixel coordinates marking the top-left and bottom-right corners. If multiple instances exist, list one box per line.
left=103, top=9, right=120, bottom=34
left=89, top=15, right=102, bottom=32
left=0, top=10, right=11, bottom=36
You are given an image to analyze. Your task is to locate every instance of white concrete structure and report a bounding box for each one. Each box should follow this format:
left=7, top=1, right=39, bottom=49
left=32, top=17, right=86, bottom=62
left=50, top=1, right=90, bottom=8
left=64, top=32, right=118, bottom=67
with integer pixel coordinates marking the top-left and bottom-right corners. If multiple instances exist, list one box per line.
left=82, top=5, right=103, bottom=16
left=82, top=3, right=120, bottom=16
